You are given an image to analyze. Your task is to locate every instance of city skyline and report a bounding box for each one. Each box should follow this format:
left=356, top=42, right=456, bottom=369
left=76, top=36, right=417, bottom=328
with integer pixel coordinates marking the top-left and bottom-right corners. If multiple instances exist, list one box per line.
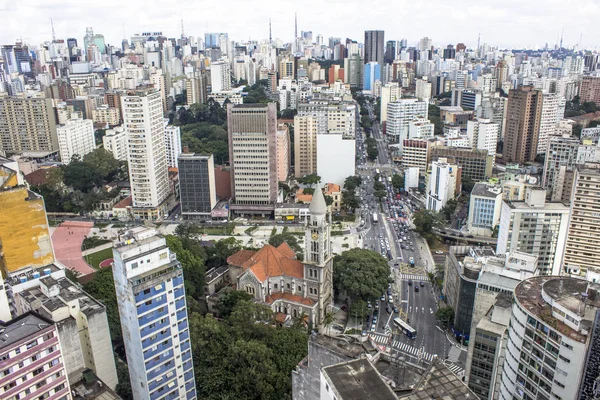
left=2, top=0, right=600, bottom=50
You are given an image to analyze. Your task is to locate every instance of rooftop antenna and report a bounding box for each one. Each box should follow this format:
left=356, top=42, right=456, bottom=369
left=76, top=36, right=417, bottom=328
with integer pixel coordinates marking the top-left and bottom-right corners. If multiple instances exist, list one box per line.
left=181, top=18, right=185, bottom=39
left=560, top=28, right=564, bottom=49
left=51, top=18, right=56, bottom=43
left=269, top=18, right=272, bottom=44
left=295, top=12, right=298, bottom=40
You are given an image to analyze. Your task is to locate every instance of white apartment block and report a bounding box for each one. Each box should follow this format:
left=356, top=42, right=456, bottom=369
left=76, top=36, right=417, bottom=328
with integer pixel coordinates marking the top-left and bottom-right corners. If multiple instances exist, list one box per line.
left=210, top=60, right=231, bottom=93
left=102, top=126, right=128, bottom=161
left=536, top=93, right=560, bottom=155
left=415, top=77, right=432, bottom=101
left=92, top=105, right=121, bottom=125
left=386, top=99, right=428, bottom=152
left=496, top=187, right=570, bottom=276
left=467, top=118, right=499, bottom=164
left=426, top=158, right=458, bottom=212
left=122, top=89, right=170, bottom=220
left=297, top=100, right=356, bottom=138
left=408, top=117, right=434, bottom=139
left=56, top=117, right=95, bottom=164
left=467, top=183, right=503, bottom=236
left=164, top=122, right=182, bottom=169
left=380, top=82, right=401, bottom=122
left=563, top=165, right=600, bottom=281
left=404, top=167, right=419, bottom=190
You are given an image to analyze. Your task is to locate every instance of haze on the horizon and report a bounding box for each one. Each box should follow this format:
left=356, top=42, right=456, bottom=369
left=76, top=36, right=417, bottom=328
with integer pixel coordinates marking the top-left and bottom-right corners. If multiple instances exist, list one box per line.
left=1, top=0, right=599, bottom=50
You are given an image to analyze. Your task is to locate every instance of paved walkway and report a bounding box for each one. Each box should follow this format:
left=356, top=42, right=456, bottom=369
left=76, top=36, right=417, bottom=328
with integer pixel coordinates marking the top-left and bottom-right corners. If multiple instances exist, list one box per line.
left=81, top=242, right=113, bottom=256
left=51, top=221, right=95, bottom=276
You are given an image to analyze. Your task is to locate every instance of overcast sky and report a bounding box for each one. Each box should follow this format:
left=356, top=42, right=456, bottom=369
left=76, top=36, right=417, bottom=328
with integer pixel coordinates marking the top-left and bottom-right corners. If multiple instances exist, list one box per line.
left=1, top=0, right=599, bottom=50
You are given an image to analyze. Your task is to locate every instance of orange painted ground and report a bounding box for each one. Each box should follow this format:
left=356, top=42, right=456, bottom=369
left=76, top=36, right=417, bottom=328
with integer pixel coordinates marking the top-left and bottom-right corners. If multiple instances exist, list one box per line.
left=51, top=221, right=95, bottom=276
left=99, top=258, right=114, bottom=268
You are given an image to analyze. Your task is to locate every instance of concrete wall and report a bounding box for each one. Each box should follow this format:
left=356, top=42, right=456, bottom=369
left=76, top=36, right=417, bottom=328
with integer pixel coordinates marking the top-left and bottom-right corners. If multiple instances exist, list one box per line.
left=316, top=135, right=355, bottom=187
left=57, top=318, right=86, bottom=384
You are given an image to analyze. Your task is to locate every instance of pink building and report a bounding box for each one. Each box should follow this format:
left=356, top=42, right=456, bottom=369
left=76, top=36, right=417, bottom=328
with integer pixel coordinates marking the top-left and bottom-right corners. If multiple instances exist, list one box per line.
left=0, top=312, right=70, bottom=400
left=276, top=123, right=290, bottom=182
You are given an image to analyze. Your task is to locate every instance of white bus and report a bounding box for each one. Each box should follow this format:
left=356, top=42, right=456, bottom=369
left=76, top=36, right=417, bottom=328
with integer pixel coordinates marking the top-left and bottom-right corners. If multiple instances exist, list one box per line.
left=372, top=213, right=378, bottom=223
left=393, top=317, right=417, bottom=339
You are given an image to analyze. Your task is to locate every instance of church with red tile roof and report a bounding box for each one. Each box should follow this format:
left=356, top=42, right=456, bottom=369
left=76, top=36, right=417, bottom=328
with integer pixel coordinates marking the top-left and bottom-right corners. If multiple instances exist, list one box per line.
left=227, top=185, right=334, bottom=326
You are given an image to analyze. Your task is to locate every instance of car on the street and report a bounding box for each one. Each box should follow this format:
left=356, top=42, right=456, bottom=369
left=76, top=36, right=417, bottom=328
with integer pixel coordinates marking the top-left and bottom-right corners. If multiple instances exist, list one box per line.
left=435, top=250, right=444, bottom=254
left=385, top=306, right=391, bottom=314
left=408, top=280, right=413, bottom=286
left=420, top=281, right=425, bottom=287
left=367, top=301, right=372, bottom=309
left=393, top=306, right=399, bottom=313
left=415, top=287, right=419, bottom=292
left=380, top=294, right=386, bottom=301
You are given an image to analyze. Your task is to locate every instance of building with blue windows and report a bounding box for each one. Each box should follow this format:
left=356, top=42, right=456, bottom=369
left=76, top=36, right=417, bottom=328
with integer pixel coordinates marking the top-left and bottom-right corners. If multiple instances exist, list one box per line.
left=363, top=61, right=381, bottom=92
left=467, top=182, right=503, bottom=236
left=112, top=227, right=196, bottom=400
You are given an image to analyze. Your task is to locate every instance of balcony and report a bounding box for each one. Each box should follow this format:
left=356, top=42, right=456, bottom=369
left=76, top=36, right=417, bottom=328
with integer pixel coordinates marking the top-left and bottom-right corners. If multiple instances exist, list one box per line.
left=144, top=339, right=173, bottom=360
left=147, top=361, right=175, bottom=381
left=137, top=296, right=167, bottom=315
left=141, top=319, right=170, bottom=339
left=139, top=308, right=169, bottom=327
left=145, top=349, right=174, bottom=372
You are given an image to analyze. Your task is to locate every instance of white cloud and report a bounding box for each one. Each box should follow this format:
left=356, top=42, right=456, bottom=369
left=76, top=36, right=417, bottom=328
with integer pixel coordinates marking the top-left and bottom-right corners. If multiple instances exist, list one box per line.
left=1, top=0, right=599, bottom=49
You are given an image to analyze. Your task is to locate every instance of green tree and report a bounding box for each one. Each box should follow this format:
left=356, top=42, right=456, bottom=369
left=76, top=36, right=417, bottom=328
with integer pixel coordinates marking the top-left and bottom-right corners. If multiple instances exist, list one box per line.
left=428, top=104, right=444, bottom=135
left=205, top=237, right=243, bottom=270
left=462, top=176, right=476, bottom=193
left=373, top=181, right=385, bottom=191
left=333, top=249, right=390, bottom=302
left=82, top=268, right=122, bottom=341
left=341, top=190, right=359, bottom=211
left=391, top=174, right=404, bottom=192
left=413, top=210, right=437, bottom=237
left=349, top=299, right=369, bottom=320
left=165, top=235, right=206, bottom=299
left=343, top=175, right=363, bottom=191
left=324, top=195, right=334, bottom=206
left=374, top=189, right=387, bottom=201
left=436, top=306, right=455, bottom=328
left=297, top=173, right=321, bottom=187
left=216, top=290, right=254, bottom=318
left=440, top=198, right=458, bottom=222
left=63, top=159, right=102, bottom=192
left=82, top=148, right=121, bottom=180
left=367, top=146, right=378, bottom=161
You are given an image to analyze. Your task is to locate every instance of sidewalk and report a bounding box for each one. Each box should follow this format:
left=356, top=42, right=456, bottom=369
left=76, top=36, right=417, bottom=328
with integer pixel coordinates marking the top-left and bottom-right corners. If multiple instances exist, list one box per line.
left=82, top=242, right=113, bottom=256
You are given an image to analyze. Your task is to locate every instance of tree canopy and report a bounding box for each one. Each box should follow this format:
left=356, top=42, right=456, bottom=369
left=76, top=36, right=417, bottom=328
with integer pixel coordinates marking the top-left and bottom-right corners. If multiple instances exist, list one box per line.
left=413, top=210, right=438, bottom=239
left=333, top=248, right=390, bottom=302
left=297, top=173, right=321, bottom=187
left=391, top=174, right=404, bottom=192
left=343, top=175, right=363, bottom=191
left=269, top=234, right=302, bottom=259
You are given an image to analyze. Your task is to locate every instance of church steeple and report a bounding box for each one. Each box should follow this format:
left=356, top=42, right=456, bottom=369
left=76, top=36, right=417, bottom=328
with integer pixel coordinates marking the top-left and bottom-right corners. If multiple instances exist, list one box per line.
left=309, top=184, right=327, bottom=216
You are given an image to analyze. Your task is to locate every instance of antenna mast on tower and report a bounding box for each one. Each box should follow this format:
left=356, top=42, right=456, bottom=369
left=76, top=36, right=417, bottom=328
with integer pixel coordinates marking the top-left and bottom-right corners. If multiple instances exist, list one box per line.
left=181, top=19, right=185, bottom=39
left=295, top=12, right=298, bottom=40
left=269, top=18, right=272, bottom=44
left=560, top=28, right=564, bottom=49
left=51, top=18, right=56, bottom=42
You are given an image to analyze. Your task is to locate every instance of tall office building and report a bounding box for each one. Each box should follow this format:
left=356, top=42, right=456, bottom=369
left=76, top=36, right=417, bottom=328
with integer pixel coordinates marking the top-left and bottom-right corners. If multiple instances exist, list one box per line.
left=426, top=158, right=460, bottom=212
left=563, top=164, right=600, bottom=280
left=344, top=53, right=363, bottom=88
left=210, top=60, right=231, bottom=93
left=0, top=97, right=58, bottom=153
left=380, top=82, right=401, bottom=123
left=228, top=103, right=278, bottom=217
left=294, top=115, right=318, bottom=178
left=386, top=99, right=429, bottom=149
left=496, top=187, right=570, bottom=275
left=503, top=86, right=543, bottom=164
left=580, top=75, right=600, bottom=104
left=364, top=30, right=385, bottom=66
left=276, top=123, right=290, bottom=181
left=384, top=40, right=396, bottom=64
left=430, top=145, right=493, bottom=181
left=83, top=27, right=106, bottom=54
left=122, top=89, right=170, bottom=220
left=112, top=227, right=196, bottom=400
left=56, top=117, right=95, bottom=164
left=0, top=312, right=71, bottom=400
left=279, top=56, right=295, bottom=79
left=466, top=118, right=499, bottom=164
left=185, top=70, right=207, bottom=104
left=178, top=153, right=217, bottom=220
left=363, top=62, right=380, bottom=91
left=498, top=276, right=600, bottom=400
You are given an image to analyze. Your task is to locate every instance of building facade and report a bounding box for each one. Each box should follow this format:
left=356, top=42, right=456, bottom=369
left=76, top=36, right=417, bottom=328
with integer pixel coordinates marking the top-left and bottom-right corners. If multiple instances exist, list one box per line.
left=178, top=153, right=217, bottom=220
left=503, top=86, right=543, bottom=164
left=364, top=30, right=385, bottom=66
left=0, top=312, right=71, bottom=400
left=102, top=126, right=128, bottom=161
left=210, top=60, right=231, bottom=93
left=112, top=228, right=196, bottom=400
left=386, top=99, right=428, bottom=149
left=56, top=117, right=95, bottom=164
left=580, top=75, right=600, bottom=104
left=228, top=103, right=278, bottom=217
left=0, top=97, right=58, bottom=153
left=466, top=118, right=499, bottom=164
left=276, top=123, right=290, bottom=182
left=294, top=115, right=318, bottom=178
left=468, top=183, right=503, bottom=236
left=122, top=89, right=170, bottom=220
left=541, top=134, right=579, bottom=202
left=164, top=124, right=182, bottom=169
left=426, top=158, right=459, bottom=212
left=496, top=187, right=570, bottom=276
left=430, top=145, right=493, bottom=181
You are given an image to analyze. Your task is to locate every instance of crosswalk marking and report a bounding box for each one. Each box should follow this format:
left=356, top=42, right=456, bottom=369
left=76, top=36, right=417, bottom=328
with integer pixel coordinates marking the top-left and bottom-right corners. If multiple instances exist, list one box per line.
left=368, top=333, right=435, bottom=362
left=444, top=361, right=465, bottom=377
left=400, top=274, right=428, bottom=280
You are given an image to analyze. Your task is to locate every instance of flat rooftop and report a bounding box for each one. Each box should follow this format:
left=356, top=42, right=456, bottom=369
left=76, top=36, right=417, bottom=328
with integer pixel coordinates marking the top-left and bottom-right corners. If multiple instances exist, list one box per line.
left=323, top=358, right=397, bottom=400
left=0, top=312, right=53, bottom=350
left=400, top=358, right=478, bottom=399
left=472, top=183, right=501, bottom=198
left=515, top=276, right=600, bottom=343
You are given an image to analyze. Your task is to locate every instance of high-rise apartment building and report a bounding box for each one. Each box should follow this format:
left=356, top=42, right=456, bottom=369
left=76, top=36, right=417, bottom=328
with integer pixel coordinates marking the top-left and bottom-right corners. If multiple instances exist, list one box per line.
left=228, top=103, right=278, bottom=217
left=178, top=153, right=217, bottom=220
left=56, top=117, right=95, bottom=164
left=386, top=99, right=429, bottom=149
left=467, top=183, right=503, bottom=236
left=402, top=138, right=433, bottom=175
left=164, top=123, right=182, bottom=169
left=210, top=60, right=231, bottom=93
left=185, top=70, right=207, bottom=105
left=541, top=134, right=580, bottom=202
left=415, top=77, right=432, bottom=101
left=294, top=115, right=318, bottom=178
left=276, top=123, right=290, bottom=181
left=503, top=86, right=543, bottom=164
left=122, top=89, right=170, bottom=220
left=279, top=56, right=295, bottom=79
left=296, top=100, right=356, bottom=138
left=536, top=93, right=560, bottom=155
left=344, top=54, right=364, bottom=88
left=466, top=118, right=499, bottom=164
left=426, top=158, right=460, bottom=212
left=102, top=126, right=128, bottom=161
left=430, top=145, right=493, bottom=181
left=112, top=227, right=196, bottom=400
left=563, top=164, right=600, bottom=281
left=380, top=82, right=401, bottom=123
left=0, top=97, right=58, bottom=153
left=363, top=62, right=380, bottom=91
left=364, top=30, right=385, bottom=66
left=580, top=75, right=600, bottom=104
left=499, top=276, right=600, bottom=400
left=0, top=312, right=71, bottom=400
left=496, top=187, right=570, bottom=275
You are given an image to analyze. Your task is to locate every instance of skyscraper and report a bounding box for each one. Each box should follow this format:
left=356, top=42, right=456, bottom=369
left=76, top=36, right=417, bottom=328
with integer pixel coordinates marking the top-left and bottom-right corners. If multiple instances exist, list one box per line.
left=384, top=40, right=396, bottom=64
left=178, top=153, right=217, bottom=220
left=210, top=60, right=231, bottom=93
left=121, top=88, right=170, bottom=220
left=112, top=227, right=196, bottom=400
left=364, top=30, right=385, bottom=66
left=228, top=103, right=278, bottom=217
left=363, top=62, right=381, bottom=91
left=502, top=86, right=543, bottom=164
left=294, top=115, right=318, bottom=178
left=386, top=99, right=429, bottom=149
left=56, top=116, right=95, bottom=163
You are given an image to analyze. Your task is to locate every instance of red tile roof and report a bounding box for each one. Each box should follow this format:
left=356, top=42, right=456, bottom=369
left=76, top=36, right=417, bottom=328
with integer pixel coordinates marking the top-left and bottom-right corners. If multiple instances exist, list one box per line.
left=24, top=167, right=59, bottom=187
left=227, top=249, right=256, bottom=267
left=266, top=292, right=315, bottom=306
left=113, top=196, right=132, bottom=209
left=277, top=242, right=297, bottom=259
left=241, top=244, right=304, bottom=282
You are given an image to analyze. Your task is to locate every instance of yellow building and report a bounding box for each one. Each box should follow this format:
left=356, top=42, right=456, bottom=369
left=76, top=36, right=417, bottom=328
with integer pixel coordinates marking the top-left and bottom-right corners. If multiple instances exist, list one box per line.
left=0, top=157, right=54, bottom=274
